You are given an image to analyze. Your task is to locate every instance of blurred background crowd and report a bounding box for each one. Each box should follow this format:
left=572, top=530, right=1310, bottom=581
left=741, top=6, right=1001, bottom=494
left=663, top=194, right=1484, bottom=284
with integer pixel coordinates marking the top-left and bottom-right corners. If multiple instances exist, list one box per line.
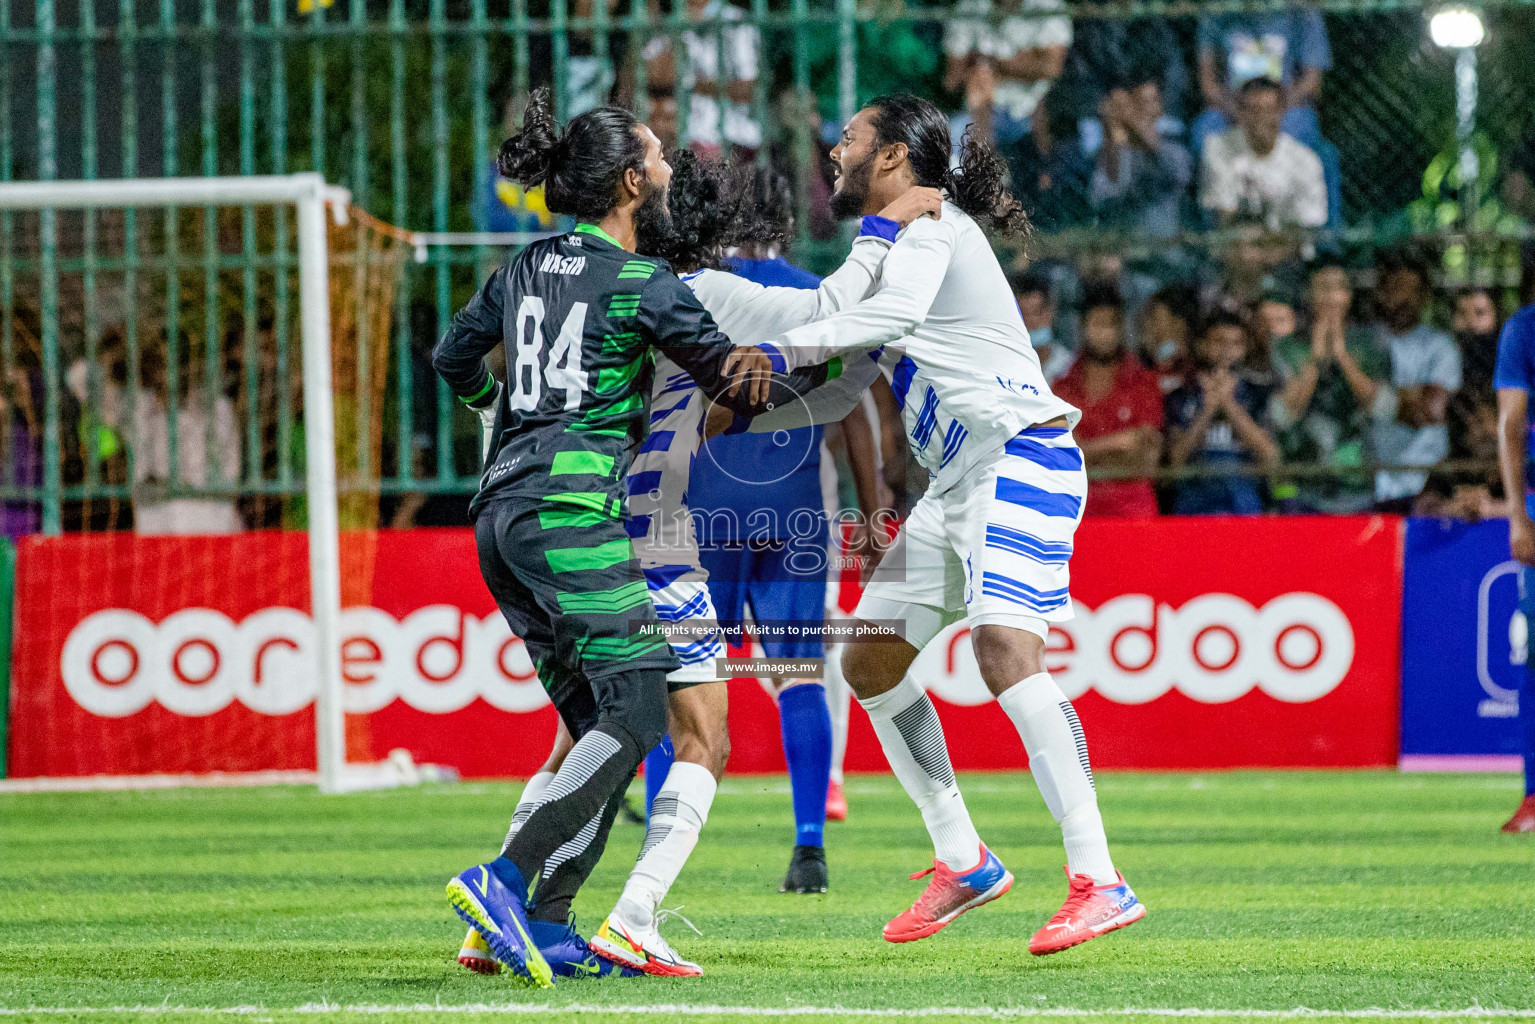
left=1, top=0, right=1534, bottom=533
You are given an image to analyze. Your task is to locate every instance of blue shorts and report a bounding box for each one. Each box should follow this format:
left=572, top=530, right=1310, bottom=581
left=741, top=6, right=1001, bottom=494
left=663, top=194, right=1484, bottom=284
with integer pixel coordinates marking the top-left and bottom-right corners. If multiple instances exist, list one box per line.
left=698, top=537, right=828, bottom=660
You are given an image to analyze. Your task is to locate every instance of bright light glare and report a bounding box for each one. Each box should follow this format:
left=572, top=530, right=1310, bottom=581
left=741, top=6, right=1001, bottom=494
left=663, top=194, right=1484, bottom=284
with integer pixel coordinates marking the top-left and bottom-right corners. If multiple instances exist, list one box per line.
left=1430, top=8, right=1485, bottom=48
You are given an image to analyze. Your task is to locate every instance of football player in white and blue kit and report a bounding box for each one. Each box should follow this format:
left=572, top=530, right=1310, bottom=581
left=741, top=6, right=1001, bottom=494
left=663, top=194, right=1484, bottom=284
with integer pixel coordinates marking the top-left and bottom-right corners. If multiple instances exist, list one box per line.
left=757, top=94, right=1146, bottom=956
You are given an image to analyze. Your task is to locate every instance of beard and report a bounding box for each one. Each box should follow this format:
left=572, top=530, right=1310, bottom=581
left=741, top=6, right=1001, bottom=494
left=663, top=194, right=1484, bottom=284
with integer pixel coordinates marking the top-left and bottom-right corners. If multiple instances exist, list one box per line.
left=633, top=182, right=674, bottom=256
left=829, top=150, right=875, bottom=220
left=1084, top=344, right=1123, bottom=366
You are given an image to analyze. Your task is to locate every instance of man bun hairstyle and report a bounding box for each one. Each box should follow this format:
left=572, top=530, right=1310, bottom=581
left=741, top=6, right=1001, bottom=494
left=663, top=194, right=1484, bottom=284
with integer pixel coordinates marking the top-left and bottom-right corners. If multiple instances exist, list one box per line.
left=497, top=87, right=648, bottom=221
left=866, top=92, right=1031, bottom=244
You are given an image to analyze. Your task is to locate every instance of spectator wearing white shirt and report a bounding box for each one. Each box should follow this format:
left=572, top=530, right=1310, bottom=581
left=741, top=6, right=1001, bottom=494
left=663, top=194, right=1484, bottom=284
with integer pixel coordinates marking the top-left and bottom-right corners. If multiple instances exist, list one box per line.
left=943, top=0, right=1071, bottom=152
left=133, top=379, right=243, bottom=537
left=1371, top=254, right=1462, bottom=508
left=643, top=0, right=761, bottom=156
left=1199, top=77, right=1326, bottom=232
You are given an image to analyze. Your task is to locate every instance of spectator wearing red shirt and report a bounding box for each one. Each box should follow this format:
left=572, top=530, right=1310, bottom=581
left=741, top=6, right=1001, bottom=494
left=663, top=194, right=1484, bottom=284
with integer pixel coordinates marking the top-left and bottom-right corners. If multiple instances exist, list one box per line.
left=1054, top=287, right=1164, bottom=516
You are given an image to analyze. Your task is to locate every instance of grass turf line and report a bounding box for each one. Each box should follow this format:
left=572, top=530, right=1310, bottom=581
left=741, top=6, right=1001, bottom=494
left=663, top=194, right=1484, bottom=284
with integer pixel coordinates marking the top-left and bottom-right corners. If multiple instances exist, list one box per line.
left=1, top=771, right=1532, bottom=1023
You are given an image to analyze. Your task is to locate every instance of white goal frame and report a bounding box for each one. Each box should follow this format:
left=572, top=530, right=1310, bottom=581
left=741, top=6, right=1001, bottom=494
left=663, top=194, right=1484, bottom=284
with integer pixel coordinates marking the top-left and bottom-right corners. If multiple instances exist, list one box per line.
left=0, top=174, right=352, bottom=793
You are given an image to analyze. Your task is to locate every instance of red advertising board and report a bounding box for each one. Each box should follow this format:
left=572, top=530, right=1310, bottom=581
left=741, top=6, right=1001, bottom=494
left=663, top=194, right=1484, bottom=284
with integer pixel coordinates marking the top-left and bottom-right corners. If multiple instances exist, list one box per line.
left=6, top=517, right=1402, bottom=778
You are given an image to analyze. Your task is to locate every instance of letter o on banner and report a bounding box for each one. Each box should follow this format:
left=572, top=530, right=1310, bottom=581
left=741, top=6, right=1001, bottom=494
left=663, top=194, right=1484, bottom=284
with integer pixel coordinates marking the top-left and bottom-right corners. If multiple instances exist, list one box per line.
left=1170, top=593, right=1259, bottom=704
left=61, top=609, right=159, bottom=718
left=155, top=609, right=239, bottom=716
left=1254, top=592, right=1354, bottom=702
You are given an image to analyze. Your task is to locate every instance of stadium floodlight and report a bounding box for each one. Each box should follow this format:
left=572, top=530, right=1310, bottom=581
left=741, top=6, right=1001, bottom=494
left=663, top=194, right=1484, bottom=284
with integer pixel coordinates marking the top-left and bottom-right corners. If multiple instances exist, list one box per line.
left=1427, top=8, right=1486, bottom=228
left=1429, top=7, right=1485, bottom=48
left=0, top=173, right=352, bottom=795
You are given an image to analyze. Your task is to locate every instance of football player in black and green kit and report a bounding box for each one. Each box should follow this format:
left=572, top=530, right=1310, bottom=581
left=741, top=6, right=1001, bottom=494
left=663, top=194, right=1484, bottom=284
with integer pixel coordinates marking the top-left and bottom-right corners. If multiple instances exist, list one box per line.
left=437, top=90, right=824, bottom=987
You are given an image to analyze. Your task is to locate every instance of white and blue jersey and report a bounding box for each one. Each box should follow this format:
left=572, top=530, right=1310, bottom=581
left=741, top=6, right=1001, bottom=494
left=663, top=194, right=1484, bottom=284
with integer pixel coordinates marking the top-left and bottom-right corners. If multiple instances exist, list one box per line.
left=755, top=202, right=1087, bottom=640
left=627, top=234, right=894, bottom=681
left=760, top=203, right=1080, bottom=496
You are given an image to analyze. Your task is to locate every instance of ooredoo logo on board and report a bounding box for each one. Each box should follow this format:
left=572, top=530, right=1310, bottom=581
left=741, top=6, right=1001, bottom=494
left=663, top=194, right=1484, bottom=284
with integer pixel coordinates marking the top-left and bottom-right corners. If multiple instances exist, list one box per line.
left=921, top=592, right=1354, bottom=708
left=60, top=605, right=549, bottom=719
left=61, top=591, right=1354, bottom=719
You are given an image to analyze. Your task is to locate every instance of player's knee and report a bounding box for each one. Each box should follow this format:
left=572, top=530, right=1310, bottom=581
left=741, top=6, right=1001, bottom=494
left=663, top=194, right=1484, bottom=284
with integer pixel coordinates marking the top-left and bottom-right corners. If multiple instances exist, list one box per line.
left=602, top=673, right=670, bottom=755
left=970, top=624, right=1045, bottom=694
left=841, top=641, right=895, bottom=699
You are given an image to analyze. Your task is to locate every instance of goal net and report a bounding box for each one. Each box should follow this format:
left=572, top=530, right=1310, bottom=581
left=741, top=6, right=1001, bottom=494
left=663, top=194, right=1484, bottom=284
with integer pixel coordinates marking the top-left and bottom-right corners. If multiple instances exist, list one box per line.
left=0, top=175, right=409, bottom=792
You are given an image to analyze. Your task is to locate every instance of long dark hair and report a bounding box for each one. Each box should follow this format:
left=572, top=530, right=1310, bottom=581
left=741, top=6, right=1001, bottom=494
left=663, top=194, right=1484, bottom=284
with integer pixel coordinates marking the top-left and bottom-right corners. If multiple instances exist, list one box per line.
left=497, top=87, right=647, bottom=221
left=865, top=93, right=1030, bottom=243
left=652, top=152, right=794, bottom=273
left=650, top=149, right=749, bottom=272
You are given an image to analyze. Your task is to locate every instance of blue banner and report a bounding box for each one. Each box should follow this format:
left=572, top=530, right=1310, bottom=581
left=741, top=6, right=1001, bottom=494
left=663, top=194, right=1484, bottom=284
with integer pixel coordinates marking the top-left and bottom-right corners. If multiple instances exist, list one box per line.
left=1401, top=518, right=1525, bottom=757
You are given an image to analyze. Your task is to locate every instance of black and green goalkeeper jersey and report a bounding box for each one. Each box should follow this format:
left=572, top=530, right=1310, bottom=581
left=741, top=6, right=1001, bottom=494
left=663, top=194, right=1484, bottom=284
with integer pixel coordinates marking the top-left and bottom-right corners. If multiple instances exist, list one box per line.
left=432, top=222, right=822, bottom=518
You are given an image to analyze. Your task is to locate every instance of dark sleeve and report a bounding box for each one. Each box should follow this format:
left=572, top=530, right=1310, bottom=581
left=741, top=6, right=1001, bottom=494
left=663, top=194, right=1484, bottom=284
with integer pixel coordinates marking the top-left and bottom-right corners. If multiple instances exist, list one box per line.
left=639, top=271, right=827, bottom=416
left=431, top=264, right=505, bottom=410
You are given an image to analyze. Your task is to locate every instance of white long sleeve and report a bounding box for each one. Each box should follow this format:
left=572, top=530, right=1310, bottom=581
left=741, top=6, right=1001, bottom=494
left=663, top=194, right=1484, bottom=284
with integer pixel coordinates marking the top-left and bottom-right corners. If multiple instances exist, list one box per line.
left=686, top=236, right=890, bottom=362
left=765, top=216, right=956, bottom=367
left=764, top=202, right=1078, bottom=495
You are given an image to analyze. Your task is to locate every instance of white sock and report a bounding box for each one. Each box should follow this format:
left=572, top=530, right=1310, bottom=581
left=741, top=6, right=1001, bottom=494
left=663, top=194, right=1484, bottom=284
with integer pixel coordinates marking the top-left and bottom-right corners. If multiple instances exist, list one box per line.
left=502, top=770, right=556, bottom=851
left=996, top=672, right=1117, bottom=885
left=615, top=760, right=716, bottom=928
left=858, top=675, right=981, bottom=871
left=824, top=642, right=851, bottom=785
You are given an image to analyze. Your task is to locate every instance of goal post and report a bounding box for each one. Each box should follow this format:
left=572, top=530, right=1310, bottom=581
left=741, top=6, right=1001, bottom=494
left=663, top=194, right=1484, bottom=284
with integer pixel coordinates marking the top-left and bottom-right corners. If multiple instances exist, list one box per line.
left=0, top=174, right=353, bottom=793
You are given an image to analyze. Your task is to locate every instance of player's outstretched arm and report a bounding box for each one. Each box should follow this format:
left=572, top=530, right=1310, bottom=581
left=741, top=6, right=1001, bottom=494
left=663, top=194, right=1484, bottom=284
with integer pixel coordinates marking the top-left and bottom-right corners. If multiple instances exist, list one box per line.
left=643, top=271, right=826, bottom=416
left=431, top=265, right=506, bottom=412
left=764, top=214, right=957, bottom=365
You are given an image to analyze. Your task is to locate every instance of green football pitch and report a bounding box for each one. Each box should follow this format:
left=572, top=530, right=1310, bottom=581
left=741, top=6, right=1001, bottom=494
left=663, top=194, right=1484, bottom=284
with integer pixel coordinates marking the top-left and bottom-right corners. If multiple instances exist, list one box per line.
left=2, top=771, right=1532, bottom=1024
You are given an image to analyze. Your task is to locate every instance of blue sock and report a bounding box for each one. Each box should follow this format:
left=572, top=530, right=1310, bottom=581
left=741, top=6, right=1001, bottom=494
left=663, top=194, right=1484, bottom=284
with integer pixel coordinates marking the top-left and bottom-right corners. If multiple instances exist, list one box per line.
left=778, top=682, right=831, bottom=848
left=644, top=735, right=675, bottom=819
left=1523, top=664, right=1535, bottom=797
left=489, top=855, right=529, bottom=903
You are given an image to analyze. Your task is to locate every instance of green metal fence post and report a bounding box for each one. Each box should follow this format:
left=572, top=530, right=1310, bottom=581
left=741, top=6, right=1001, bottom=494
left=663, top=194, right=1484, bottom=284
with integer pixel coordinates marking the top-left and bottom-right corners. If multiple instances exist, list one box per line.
left=239, top=0, right=259, bottom=487
left=121, top=0, right=139, bottom=496
left=161, top=0, right=181, bottom=493
left=431, top=0, right=454, bottom=486
left=789, top=0, right=812, bottom=247
left=389, top=0, right=411, bottom=492
left=37, top=0, right=62, bottom=536
left=82, top=0, right=102, bottom=491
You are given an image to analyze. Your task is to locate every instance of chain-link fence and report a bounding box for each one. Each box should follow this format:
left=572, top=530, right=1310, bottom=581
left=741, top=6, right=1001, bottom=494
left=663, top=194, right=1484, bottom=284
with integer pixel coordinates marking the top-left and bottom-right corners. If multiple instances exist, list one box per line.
left=2, top=0, right=1533, bottom=527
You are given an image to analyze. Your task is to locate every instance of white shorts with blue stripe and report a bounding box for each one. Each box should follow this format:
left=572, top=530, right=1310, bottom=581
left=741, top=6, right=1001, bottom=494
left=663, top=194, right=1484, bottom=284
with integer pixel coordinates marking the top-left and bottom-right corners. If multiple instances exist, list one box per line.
left=855, top=425, right=1086, bottom=648
left=644, top=569, right=728, bottom=686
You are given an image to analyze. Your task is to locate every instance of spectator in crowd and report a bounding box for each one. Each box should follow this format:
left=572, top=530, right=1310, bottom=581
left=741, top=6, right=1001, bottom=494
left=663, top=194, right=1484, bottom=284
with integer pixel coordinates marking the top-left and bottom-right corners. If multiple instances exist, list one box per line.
left=1, top=363, right=42, bottom=538
left=1267, top=260, right=1392, bottom=513
left=1060, top=12, right=1189, bottom=142
left=1011, top=269, right=1073, bottom=382
left=1052, top=287, right=1164, bottom=517
left=1164, top=310, right=1279, bottom=513
left=1195, top=4, right=1329, bottom=152
left=1200, top=78, right=1327, bottom=232
left=132, top=358, right=244, bottom=537
left=1426, top=286, right=1508, bottom=519
left=943, top=0, right=1072, bottom=153
left=1455, top=285, right=1503, bottom=397
left=1010, top=90, right=1093, bottom=231
left=1089, top=72, right=1192, bottom=240
left=1373, top=253, right=1462, bottom=509
left=643, top=0, right=762, bottom=157
left=1141, top=284, right=1197, bottom=393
